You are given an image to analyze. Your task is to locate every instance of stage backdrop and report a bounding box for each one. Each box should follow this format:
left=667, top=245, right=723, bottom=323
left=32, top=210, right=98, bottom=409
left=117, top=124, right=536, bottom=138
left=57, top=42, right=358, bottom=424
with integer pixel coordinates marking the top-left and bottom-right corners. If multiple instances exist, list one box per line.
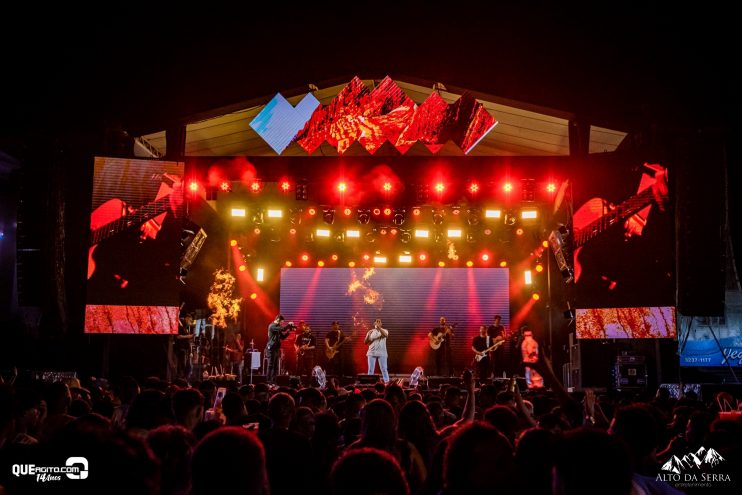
left=84, top=157, right=184, bottom=334
left=279, top=267, right=510, bottom=375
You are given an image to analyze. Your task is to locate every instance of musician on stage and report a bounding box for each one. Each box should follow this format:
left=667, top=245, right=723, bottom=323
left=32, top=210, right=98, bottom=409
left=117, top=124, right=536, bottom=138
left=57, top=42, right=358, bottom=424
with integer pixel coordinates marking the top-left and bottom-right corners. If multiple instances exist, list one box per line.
left=294, top=322, right=317, bottom=379
left=175, top=311, right=194, bottom=380
left=471, top=325, right=493, bottom=381
left=325, top=321, right=347, bottom=377
left=266, top=314, right=293, bottom=384
left=225, top=333, right=245, bottom=384
left=428, top=316, right=455, bottom=377
left=487, top=315, right=507, bottom=377
left=365, top=318, right=389, bottom=384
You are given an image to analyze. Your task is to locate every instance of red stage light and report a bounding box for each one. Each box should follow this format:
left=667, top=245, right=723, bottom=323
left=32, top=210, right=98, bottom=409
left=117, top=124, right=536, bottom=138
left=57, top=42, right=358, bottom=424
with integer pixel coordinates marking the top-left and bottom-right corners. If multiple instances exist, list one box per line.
left=390, top=228, right=398, bottom=235
left=434, top=183, right=445, bottom=193
left=331, top=254, right=338, bottom=261
left=372, top=208, right=381, bottom=216
left=280, top=181, right=292, bottom=192
left=301, top=254, right=309, bottom=262
left=250, top=181, right=263, bottom=193
left=412, top=208, right=421, bottom=216
left=318, top=261, right=325, bottom=267
left=219, top=181, right=232, bottom=192
left=289, top=228, right=297, bottom=235
left=250, top=293, right=258, bottom=300
left=239, top=265, right=247, bottom=272
left=484, top=229, right=492, bottom=236
left=254, top=228, right=261, bottom=235
left=308, top=208, right=317, bottom=216
left=229, top=239, right=238, bottom=247
left=468, top=182, right=479, bottom=194
left=466, top=261, right=474, bottom=267
left=380, top=229, right=388, bottom=235
left=419, top=254, right=427, bottom=261
left=348, top=261, right=356, bottom=267
left=188, top=181, right=199, bottom=192
left=343, top=208, right=352, bottom=216
left=337, top=182, right=347, bottom=193
left=382, top=182, right=392, bottom=192
left=499, top=261, right=508, bottom=267
left=481, top=253, right=490, bottom=261
left=383, top=208, right=392, bottom=216
left=285, top=261, right=292, bottom=267
left=438, top=261, right=446, bottom=267
left=363, top=254, right=370, bottom=261
left=546, top=183, right=557, bottom=193
left=532, top=293, right=541, bottom=301
left=535, top=264, right=544, bottom=273
left=516, top=228, right=524, bottom=236
left=503, top=182, right=513, bottom=193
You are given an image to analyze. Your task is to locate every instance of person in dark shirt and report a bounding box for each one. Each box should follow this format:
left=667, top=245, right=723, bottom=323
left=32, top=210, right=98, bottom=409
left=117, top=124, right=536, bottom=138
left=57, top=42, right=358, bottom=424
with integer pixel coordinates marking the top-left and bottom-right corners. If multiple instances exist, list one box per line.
left=294, top=323, right=317, bottom=381
left=266, top=315, right=293, bottom=384
left=487, top=315, right=507, bottom=377
left=471, top=325, right=493, bottom=381
left=325, top=321, right=348, bottom=377
left=428, top=316, right=454, bottom=377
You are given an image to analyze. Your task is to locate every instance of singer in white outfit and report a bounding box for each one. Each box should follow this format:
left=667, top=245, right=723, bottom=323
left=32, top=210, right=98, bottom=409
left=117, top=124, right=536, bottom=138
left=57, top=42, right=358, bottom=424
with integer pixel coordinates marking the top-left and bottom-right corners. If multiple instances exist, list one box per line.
left=365, top=318, right=389, bottom=383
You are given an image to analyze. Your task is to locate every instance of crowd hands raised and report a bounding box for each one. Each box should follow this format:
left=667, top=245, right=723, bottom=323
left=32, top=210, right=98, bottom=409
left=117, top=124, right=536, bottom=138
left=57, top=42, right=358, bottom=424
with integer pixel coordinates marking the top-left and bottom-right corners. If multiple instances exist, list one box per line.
left=1, top=351, right=741, bottom=495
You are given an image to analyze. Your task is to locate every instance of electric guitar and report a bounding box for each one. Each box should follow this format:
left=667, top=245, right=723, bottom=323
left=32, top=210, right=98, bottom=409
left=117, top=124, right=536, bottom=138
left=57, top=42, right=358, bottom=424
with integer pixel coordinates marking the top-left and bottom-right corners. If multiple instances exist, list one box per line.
left=474, top=336, right=506, bottom=362
left=549, top=164, right=668, bottom=284
left=325, top=337, right=350, bottom=360
left=296, top=343, right=314, bottom=357
left=429, top=323, right=457, bottom=350
left=87, top=173, right=183, bottom=280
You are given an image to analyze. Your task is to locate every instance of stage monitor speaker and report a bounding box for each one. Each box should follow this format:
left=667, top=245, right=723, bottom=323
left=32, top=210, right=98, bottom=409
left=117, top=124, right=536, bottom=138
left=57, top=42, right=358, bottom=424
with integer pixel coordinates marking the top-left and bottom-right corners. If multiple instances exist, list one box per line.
left=356, top=374, right=380, bottom=384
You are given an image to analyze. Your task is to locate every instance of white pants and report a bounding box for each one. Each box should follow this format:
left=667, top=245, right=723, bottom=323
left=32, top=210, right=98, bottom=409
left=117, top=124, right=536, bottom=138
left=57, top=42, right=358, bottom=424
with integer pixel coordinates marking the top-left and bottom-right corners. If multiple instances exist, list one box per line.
left=367, top=355, right=389, bottom=383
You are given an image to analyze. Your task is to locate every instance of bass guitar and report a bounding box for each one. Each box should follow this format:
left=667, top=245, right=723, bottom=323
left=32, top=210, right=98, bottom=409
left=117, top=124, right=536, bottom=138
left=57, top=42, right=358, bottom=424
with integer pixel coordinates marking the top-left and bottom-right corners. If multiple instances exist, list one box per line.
left=474, top=336, right=505, bottom=362
left=325, top=337, right=350, bottom=360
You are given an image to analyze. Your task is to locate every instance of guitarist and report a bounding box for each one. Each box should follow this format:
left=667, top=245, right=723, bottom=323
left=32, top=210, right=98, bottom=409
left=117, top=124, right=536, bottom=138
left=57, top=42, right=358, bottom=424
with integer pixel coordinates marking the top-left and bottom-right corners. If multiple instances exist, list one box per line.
left=294, top=322, right=316, bottom=380
left=428, top=316, right=455, bottom=377
left=487, top=315, right=508, bottom=377
left=324, top=321, right=347, bottom=377
left=471, top=325, right=493, bottom=381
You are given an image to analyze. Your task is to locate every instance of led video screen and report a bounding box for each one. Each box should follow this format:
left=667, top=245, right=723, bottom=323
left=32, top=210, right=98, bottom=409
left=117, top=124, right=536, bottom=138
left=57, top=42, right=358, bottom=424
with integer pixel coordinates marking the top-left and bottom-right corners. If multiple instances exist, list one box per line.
left=571, top=158, right=675, bottom=309
left=576, top=306, right=676, bottom=339
left=680, top=292, right=742, bottom=366
left=84, top=157, right=184, bottom=334
left=279, top=267, right=510, bottom=374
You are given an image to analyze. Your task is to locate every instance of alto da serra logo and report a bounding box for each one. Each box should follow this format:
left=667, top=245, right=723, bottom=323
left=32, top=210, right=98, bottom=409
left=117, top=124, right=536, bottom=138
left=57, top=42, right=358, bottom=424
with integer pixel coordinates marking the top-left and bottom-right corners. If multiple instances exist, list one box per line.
left=661, top=447, right=725, bottom=474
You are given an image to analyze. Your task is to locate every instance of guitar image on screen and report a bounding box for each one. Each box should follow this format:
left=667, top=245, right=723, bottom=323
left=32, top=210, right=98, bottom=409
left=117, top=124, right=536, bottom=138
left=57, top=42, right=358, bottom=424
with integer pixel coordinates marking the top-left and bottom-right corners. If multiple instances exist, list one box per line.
left=87, top=173, right=183, bottom=282
left=549, top=164, right=668, bottom=286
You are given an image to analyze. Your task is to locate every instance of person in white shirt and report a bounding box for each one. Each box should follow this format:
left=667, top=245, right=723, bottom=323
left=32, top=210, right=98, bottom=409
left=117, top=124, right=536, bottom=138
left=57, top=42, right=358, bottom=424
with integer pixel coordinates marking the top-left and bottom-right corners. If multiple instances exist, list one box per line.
left=365, top=318, right=389, bottom=383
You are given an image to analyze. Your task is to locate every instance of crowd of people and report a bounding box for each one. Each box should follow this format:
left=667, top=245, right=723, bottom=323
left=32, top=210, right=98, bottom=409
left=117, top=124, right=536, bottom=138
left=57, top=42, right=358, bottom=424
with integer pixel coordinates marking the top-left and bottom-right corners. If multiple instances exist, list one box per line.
left=1, top=355, right=741, bottom=495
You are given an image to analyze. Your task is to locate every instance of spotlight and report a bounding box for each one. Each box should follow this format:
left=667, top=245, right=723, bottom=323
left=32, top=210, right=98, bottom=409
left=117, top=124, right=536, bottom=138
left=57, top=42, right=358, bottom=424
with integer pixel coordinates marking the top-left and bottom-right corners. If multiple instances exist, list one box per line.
left=295, top=180, right=309, bottom=200
left=230, top=239, right=238, bottom=247
left=521, top=209, right=538, bottom=220
left=346, top=229, right=361, bottom=238
left=467, top=208, right=481, bottom=226
left=318, top=260, right=325, bottom=267
left=250, top=293, right=258, bottom=300
left=416, top=184, right=429, bottom=203
left=412, top=208, right=421, bottom=217
left=348, top=261, right=356, bottom=267
left=532, top=292, right=541, bottom=301
left=337, top=181, right=347, bottom=193
left=547, top=182, right=557, bottom=193
left=419, top=253, right=427, bottom=262
left=434, top=182, right=445, bottom=194
left=535, top=263, right=544, bottom=273
left=399, top=230, right=412, bottom=243
left=280, top=180, right=292, bottom=192
left=383, top=208, right=392, bottom=216
left=372, top=208, right=381, bottom=216
left=357, top=209, right=371, bottom=225
left=250, top=180, right=263, bottom=193
left=392, top=209, right=406, bottom=226
left=447, top=229, right=462, bottom=238
left=438, top=261, right=446, bottom=267
left=256, top=268, right=265, bottom=282
left=219, top=180, right=232, bottom=192
left=499, top=261, right=508, bottom=267
left=301, top=254, right=309, bottom=262
left=414, top=229, right=429, bottom=239
left=285, top=261, right=292, bottom=267
left=238, top=265, right=247, bottom=272
left=503, top=182, right=513, bottom=193
left=343, top=207, right=353, bottom=216
left=331, top=254, right=338, bottom=261
left=252, top=209, right=264, bottom=224
left=399, top=254, right=412, bottom=263
left=466, top=261, right=474, bottom=267
left=289, top=208, right=303, bottom=225
left=521, top=178, right=535, bottom=202
left=231, top=208, right=246, bottom=217
left=373, top=255, right=387, bottom=264
left=267, top=209, right=283, bottom=218
left=308, top=207, right=317, bottom=216
left=316, top=229, right=331, bottom=237
left=188, top=181, right=199, bottom=193
left=485, top=209, right=502, bottom=219
left=468, top=182, right=479, bottom=194
left=481, top=253, right=490, bottom=262
left=323, top=208, right=335, bottom=225
left=382, top=182, right=393, bottom=192
left=525, top=270, right=533, bottom=285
